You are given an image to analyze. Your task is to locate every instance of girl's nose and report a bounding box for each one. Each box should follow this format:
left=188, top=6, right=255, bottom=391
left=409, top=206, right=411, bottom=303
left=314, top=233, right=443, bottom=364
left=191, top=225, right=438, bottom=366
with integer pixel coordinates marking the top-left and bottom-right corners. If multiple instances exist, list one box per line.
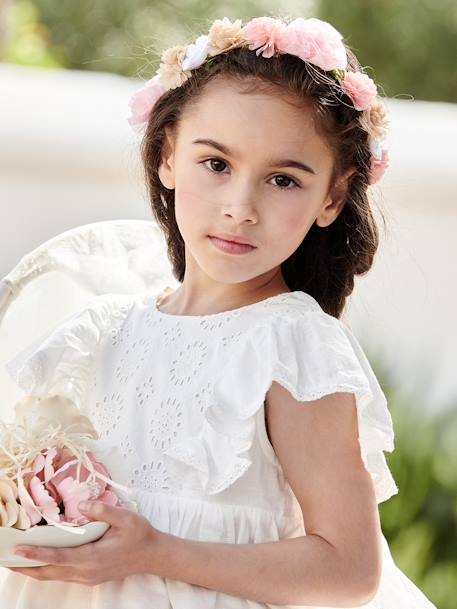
left=220, top=184, right=259, bottom=224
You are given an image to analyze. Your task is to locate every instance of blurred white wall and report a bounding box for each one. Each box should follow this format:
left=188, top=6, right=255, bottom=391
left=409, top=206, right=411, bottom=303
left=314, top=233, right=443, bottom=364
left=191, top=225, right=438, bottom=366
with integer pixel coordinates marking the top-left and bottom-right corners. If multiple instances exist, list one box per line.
left=1, top=63, right=456, bottom=413
left=0, top=62, right=150, bottom=273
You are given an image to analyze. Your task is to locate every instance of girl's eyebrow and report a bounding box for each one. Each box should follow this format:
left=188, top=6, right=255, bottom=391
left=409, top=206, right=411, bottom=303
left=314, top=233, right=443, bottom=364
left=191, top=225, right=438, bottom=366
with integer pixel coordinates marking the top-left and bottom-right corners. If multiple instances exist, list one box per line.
left=192, top=138, right=316, bottom=175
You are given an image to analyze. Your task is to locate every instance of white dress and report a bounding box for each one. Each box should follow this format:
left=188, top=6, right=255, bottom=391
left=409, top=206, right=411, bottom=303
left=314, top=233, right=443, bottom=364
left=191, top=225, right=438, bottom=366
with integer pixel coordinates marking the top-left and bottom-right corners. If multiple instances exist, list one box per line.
left=0, top=288, right=437, bottom=609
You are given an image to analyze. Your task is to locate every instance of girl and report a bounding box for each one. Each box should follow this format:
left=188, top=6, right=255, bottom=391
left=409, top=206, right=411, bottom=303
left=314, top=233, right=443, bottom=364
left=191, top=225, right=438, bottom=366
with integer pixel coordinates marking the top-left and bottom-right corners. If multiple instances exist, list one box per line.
left=1, top=14, right=437, bottom=609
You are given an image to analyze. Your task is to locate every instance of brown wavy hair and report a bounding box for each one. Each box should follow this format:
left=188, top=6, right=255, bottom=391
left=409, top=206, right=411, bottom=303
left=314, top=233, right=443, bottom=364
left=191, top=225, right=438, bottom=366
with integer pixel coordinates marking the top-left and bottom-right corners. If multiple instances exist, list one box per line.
left=139, top=34, right=387, bottom=319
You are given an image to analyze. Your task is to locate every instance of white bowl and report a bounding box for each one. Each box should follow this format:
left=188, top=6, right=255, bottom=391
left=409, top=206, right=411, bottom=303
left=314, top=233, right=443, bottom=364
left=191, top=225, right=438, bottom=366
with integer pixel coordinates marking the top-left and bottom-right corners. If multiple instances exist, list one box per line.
left=0, top=521, right=110, bottom=567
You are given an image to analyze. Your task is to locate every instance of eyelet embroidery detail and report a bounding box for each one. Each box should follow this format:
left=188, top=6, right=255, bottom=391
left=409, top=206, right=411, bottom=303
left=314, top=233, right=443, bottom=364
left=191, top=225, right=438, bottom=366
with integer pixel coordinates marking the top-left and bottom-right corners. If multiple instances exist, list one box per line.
left=144, top=307, right=160, bottom=329
left=194, top=381, right=213, bottom=414
left=199, top=313, right=239, bottom=331
left=135, top=375, right=156, bottom=407
left=169, top=340, right=208, bottom=386
left=110, top=319, right=133, bottom=347
left=114, top=335, right=154, bottom=385
left=130, top=459, right=173, bottom=493
left=166, top=443, right=206, bottom=471
left=120, top=433, right=135, bottom=459
left=91, top=391, right=124, bottom=439
left=221, top=331, right=244, bottom=348
left=105, top=300, right=134, bottom=346
left=163, top=321, right=183, bottom=345
left=148, top=396, right=184, bottom=450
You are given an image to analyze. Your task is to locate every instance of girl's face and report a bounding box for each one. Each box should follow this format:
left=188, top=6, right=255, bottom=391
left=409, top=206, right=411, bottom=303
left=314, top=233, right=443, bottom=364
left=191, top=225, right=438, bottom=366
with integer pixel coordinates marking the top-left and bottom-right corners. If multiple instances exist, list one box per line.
left=158, top=78, right=350, bottom=296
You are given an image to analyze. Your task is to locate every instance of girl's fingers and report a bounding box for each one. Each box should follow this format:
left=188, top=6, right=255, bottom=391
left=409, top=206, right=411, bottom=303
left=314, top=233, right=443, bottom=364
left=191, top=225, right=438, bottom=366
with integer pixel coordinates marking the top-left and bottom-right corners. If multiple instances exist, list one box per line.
left=14, top=544, right=87, bottom=565
left=78, top=501, right=125, bottom=527
left=7, top=566, right=57, bottom=580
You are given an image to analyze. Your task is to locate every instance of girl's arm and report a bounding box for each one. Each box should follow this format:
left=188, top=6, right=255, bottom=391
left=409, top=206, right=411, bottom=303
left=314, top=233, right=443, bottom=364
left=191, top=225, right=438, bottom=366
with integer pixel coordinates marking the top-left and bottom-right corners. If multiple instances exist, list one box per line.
left=154, top=387, right=382, bottom=607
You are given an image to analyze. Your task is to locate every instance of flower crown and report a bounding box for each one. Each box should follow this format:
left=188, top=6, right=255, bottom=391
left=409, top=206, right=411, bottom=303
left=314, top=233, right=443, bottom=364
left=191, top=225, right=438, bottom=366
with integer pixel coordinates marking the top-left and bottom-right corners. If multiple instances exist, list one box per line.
left=128, top=16, right=389, bottom=185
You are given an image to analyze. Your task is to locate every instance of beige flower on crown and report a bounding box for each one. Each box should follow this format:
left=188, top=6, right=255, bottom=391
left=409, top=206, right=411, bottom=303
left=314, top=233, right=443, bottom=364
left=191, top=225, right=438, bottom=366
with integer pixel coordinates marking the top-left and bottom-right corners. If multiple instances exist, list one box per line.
left=207, top=17, right=245, bottom=56
left=157, top=45, right=192, bottom=89
left=0, top=478, right=31, bottom=529
left=359, top=99, right=390, bottom=141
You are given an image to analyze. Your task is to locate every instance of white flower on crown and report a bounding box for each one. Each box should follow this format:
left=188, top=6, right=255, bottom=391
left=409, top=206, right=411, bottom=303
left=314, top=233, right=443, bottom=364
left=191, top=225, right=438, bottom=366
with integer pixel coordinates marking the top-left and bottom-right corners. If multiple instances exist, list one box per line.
left=369, top=137, right=385, bottom=160
left=160, top=18, right=246, bottom=91
left=182, top=34, right=211, bottom=71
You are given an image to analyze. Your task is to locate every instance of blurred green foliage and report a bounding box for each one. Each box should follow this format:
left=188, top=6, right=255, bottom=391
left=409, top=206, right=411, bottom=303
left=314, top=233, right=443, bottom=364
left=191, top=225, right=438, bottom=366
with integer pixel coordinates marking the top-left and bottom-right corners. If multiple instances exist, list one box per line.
left=2, top=0, right=309, bottom=77
left=318, top=0, right=457, bottom=103
left=373, top=356, right=457, bottom=608
left=2, top=0, right=456, bottom=101
left=2, top=1, right=60, bottom=68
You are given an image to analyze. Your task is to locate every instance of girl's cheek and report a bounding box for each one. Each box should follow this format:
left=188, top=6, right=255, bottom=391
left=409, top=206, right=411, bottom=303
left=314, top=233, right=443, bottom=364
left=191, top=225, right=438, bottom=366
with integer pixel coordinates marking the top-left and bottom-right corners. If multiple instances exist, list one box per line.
left=268, top=205, right=314, bottom=252
left=178, top=167, right=216, bottom=204
left=280, top=205, right=311, bottom=232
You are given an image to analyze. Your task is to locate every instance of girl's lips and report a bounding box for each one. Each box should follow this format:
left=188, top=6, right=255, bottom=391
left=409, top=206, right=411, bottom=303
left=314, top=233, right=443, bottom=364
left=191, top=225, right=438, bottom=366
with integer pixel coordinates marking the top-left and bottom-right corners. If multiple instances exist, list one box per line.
left=208, top=236, right=257, bottom=255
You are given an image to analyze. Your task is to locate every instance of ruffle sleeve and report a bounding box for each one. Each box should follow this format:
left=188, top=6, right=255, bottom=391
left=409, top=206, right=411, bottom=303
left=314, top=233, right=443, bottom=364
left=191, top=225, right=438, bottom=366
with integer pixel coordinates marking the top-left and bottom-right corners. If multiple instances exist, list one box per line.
left=165, top=308, right=398, bottom=505
left=270, top=311, right=399, bottom=504
left=4, top=295, right=126, bottom=409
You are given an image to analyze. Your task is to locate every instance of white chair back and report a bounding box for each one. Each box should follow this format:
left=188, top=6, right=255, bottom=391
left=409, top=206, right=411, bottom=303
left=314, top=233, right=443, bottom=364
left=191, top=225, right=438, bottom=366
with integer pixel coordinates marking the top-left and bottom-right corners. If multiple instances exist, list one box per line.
left=0, top=219, right=178, bottom=421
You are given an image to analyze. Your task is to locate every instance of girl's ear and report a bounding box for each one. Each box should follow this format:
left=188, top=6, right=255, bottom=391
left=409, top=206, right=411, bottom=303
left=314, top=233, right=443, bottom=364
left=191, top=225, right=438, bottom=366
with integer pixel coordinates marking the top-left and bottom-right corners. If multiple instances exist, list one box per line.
left=315, top=166, right=357, bottom=228
left=158, top=126, right=176, bottom=190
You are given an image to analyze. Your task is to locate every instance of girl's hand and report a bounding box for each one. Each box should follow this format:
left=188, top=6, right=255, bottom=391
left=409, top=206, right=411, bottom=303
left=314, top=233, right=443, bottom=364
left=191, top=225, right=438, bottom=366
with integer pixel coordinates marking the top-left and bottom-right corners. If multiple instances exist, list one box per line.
left=7, top=501, right=165, bottom=586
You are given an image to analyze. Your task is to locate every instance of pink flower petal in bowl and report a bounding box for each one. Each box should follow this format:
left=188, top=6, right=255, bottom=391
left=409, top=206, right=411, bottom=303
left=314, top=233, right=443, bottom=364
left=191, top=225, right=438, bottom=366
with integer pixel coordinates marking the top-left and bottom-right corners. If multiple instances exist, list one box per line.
left=32, top=453, right=46, bottom=475
left=29, top=476, right=61, bottom=524
left=55, top=477, right=92, bottom=524
left=16, top=476, right=45, bottom=526
left=43, top=447, right=59, bottom=483
left=98, top=489, right=122, bottom=507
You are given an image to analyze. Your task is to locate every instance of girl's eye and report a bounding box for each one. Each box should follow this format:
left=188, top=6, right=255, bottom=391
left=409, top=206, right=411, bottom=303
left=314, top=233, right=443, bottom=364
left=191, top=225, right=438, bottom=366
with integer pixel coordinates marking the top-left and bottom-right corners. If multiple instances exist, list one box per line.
left=200, top=158, right=300, bottom=191
left=203, top=158, right=228, bottom=174
left=271, top=175, right=298, bottom=190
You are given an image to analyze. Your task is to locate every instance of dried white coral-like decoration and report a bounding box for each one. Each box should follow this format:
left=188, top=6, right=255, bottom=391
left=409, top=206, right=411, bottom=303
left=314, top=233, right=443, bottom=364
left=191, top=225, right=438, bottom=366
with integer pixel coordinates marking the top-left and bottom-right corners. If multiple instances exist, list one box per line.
left=207, top=17, right=245, bottom=56
left=157, top=45, right=192, bottom=89
left=0, top=394, right=97, bottom=484
left=0, top=478, right=31, bottom=529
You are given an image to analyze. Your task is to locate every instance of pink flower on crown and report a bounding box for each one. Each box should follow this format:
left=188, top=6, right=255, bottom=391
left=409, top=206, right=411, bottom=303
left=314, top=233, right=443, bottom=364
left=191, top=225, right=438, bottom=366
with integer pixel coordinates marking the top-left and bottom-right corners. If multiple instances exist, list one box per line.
left=369, top=148, right=389, bottom=185
left=340, top=71, right=377, bottom=111
left=128, top=74, right=167, bottom=134
left=278, top=17, right=347, bottom=71
left=240, top=16, right=288, bottom=58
